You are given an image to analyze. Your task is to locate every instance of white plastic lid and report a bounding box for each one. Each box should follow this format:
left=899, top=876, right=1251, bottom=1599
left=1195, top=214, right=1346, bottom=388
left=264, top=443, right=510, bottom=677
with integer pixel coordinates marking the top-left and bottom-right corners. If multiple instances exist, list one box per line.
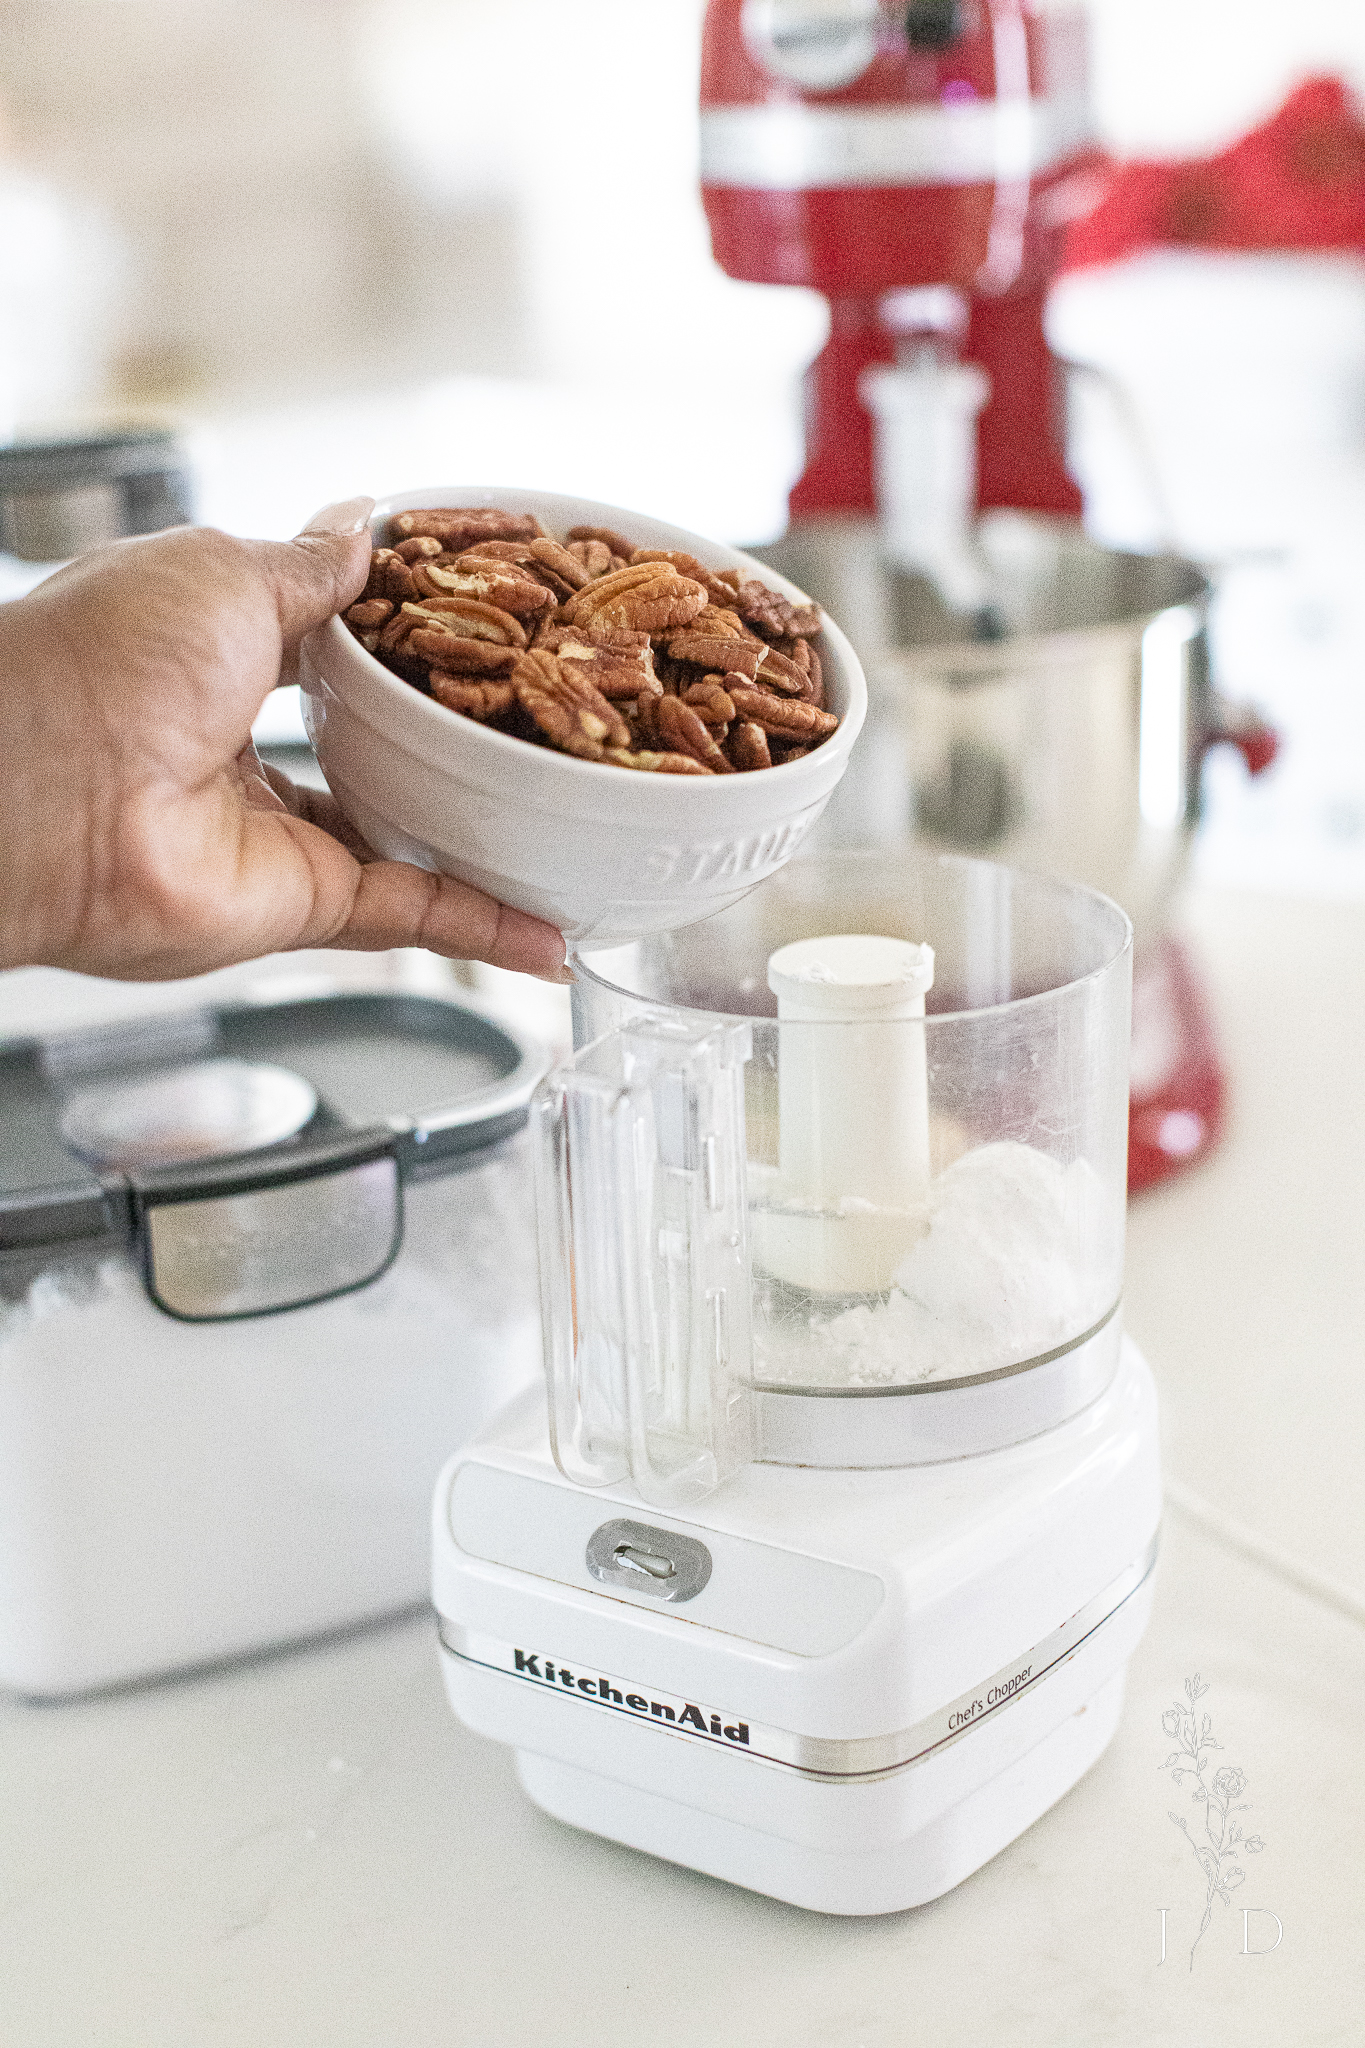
left=767, top=934, right=935, bottom=1020
left=60, top=1059, right=318, bottom=1171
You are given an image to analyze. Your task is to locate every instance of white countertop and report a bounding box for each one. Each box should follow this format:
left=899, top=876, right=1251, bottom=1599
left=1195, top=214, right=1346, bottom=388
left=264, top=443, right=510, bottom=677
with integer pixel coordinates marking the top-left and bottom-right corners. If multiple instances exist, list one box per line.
left=3, top=886, right=1363, bottom=2047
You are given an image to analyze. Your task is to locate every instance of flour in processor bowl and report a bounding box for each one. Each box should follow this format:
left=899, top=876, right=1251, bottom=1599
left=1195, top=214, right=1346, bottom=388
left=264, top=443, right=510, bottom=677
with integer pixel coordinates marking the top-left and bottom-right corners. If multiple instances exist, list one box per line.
left=752, top=1141, right=1112, bottom=1389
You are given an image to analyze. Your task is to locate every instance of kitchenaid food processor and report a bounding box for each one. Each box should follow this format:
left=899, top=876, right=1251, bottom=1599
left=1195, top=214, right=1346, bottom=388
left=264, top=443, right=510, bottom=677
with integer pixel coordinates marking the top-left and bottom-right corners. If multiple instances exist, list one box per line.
left=433, top=850, right=1160, bottom=1914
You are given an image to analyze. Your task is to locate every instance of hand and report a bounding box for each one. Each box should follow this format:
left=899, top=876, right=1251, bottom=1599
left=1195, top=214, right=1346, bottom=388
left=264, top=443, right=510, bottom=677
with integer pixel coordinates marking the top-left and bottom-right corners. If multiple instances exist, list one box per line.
left=0, top=498, right=569, bottom=983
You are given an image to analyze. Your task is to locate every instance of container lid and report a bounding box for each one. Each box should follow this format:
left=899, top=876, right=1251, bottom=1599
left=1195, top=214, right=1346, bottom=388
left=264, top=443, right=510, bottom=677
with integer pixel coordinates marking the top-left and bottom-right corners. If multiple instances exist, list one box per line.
left=0, top=992, right=544, bottom=1256
left=0, top=428, right=189, bottom=495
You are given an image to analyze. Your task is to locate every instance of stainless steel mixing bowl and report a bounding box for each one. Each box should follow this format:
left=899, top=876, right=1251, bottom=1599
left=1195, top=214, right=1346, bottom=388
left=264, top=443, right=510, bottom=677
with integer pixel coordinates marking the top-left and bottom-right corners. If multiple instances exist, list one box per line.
left=756, top=512, right=1243, bottom=948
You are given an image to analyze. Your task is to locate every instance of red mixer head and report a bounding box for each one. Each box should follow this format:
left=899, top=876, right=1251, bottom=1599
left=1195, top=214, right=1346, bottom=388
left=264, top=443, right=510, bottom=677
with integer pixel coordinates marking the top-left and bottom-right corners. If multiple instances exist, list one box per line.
left=700, top=0, right=1095, bottom=518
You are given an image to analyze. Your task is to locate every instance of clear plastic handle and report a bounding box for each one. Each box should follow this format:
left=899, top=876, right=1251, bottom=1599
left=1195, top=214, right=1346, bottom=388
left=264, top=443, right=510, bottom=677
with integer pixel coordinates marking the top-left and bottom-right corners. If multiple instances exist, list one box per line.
left=531, top=1014, right=755, bottom=1508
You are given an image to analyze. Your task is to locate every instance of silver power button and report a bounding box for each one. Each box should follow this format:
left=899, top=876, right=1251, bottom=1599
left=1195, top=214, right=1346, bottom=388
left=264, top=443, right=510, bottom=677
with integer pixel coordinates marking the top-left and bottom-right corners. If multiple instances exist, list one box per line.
left=585, top=1519, right=713, bottom=1603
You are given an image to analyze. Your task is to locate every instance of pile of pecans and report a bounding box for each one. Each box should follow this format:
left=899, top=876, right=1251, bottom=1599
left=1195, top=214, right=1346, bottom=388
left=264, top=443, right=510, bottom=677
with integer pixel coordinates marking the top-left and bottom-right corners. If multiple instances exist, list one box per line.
left=342, top=507, right=839, bottom=775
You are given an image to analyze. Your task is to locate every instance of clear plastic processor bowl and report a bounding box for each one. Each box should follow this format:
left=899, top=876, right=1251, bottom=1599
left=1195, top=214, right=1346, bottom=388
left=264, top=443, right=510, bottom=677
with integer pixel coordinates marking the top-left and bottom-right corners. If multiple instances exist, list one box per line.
left=300, top=488, right=867, bottom=946
left=535, top=850, right=1133, bottom=1504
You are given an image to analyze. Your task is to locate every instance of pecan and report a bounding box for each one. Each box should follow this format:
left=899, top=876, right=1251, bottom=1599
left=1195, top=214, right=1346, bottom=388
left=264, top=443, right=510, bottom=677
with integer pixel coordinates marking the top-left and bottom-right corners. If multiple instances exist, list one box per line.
left=512, top=649, right=631, bottom=761
left=604, top=748, right=713, bottom=775
left=629, top=548, right=736, bottom=607
left=754, top=643, right=812, bottom=697
left=428, top=672, right=516, bottom=722
left=377, top=602, right=428, bottom=653
left=411, top=559, right=554, bottom=618
left=565, top=562, right=708, bottom=636
left=393, top=536, right=444, bottom=564
left=403, top=596, right=527, bottom=647
left=668, top=602, right=764, bottom=680
left=715, top=571, right=822, bottom=641
left=458, top=540, right=539, bottom=564
left=634, top=686, right=662, bottom=748
left=345, top=598, right=396, bottom=649
left=367, top=549, right=418, bottom=604
left=566, top=523, right=638, bottom=562
left=455, top=538, right=578, bottom=601
left=529, top=538, right=592, bottom=591
left=352, top=508, right=835, bottom=775
left=536, top=624, right=656, bottom=700
left=726, top=721, right=772, bottom=772
left=774, top=636, right=823, bottom=707
left=388, top=507, right=546, bottom=549
left=565, top=538, right=615, bottom=579
left=680, top=678, right=735, bottom=726
left=408, top=632, right=520, bottom=675
left=654, top=693, right=734, bottom=773
left=726, top=685, right=838, bottom=742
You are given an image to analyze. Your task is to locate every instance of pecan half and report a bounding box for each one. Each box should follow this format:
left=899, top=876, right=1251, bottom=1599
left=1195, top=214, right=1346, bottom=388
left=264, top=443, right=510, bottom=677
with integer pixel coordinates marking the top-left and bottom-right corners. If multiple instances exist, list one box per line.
left=408, top=632, right=520, bottom=675
left=680, top=677, right=735, bottom=726
left=389, top=507, right=546, bottom=549
left=566, top=523, right=638, bottom=562
left=428, top=672, right=516, bottom=722
left=604, top=748, right=713, bottom=775
left=726, top=685, right=839, bottom=742
left=529, top=538, right=592, bottom=591
left=565, top=562, right=708, bottom=636
left=773, top=636, right=823, bottom=707
left=456, top=538, right=579, bottom=601
left=377, top=602, right=429, bottom=653
left=367, top=548, right=418, bottom=604
left=655, top=693, right=734, bottom=773
left=403, top=596, right=527, bottom=647
left=715, top=571, right=822, bottom=641
left=411, top=559, right=554, bottom=618
left=629, top=549, right=736, bottom=608
left=512, top=649, right=631, bottom=761
left=754, top=643, right=812, bottom=697
left=668, top=602, right=764, bottom=681
left=565, top=538, right=615, bottom=579
left=726, top=721, right=773, bottom=772
left=393, top=536, right=444, bottom=564
left=537, top=624, right=656, bottom=700
left=344, top=597, right=396, bottom=650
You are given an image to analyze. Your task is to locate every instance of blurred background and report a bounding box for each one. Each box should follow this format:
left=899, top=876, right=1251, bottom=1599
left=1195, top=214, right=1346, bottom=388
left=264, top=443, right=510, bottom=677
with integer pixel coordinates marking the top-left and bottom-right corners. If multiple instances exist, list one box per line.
left=2, top=0, right=1365, bottom=910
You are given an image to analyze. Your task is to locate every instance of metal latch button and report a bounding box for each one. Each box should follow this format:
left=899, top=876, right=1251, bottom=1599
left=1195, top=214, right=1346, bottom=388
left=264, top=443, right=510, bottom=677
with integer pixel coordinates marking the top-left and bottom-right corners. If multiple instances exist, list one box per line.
left=613, top=1544, right=676, bottom=1581
left=585, top=1519, right=713, bottom=1603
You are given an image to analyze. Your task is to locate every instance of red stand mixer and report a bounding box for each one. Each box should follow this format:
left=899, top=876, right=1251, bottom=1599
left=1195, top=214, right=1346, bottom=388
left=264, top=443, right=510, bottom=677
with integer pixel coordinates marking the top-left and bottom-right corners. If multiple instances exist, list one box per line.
left=699, top=0, right=1275, bottom=1191
left=700, top=0, right=1092, bottom=523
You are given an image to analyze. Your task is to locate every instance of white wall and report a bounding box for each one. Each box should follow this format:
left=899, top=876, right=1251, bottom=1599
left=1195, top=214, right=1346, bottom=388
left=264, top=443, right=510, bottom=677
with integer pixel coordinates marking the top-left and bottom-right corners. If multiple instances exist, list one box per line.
left=1088, top=0, right=1365, bottom=155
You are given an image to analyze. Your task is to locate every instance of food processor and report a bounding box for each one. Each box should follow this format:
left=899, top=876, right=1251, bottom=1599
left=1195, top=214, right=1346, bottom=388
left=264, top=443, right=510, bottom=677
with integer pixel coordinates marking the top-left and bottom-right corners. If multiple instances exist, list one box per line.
left=696, top=0, right=1278, bottom=1190
left=433, top=850, right=1161, bottom=1915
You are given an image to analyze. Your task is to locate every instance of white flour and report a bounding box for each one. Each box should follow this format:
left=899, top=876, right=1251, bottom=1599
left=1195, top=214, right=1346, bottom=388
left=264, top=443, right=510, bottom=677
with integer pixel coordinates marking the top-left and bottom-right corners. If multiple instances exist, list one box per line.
left=753, top=1141, right=1111, bottom=1388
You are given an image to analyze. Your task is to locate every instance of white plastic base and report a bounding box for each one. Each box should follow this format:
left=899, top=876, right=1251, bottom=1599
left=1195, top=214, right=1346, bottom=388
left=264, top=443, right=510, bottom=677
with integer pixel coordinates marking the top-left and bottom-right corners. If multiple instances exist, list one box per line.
left=516, top=1668, right=1126, bottom=1917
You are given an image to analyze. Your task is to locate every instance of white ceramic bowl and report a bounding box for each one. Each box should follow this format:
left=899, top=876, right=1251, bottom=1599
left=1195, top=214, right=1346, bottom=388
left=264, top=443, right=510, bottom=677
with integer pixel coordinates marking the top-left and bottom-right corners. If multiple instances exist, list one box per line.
left=299, top=487, right=867, bottom=946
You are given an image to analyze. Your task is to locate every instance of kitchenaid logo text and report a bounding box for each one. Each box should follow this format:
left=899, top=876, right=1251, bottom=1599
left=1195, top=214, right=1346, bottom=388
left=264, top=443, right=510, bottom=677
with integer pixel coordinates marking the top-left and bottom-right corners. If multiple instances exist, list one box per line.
left=512, top=1649, right=750, bottom=1746
left=947, top=1663, right=1033, bottom=1732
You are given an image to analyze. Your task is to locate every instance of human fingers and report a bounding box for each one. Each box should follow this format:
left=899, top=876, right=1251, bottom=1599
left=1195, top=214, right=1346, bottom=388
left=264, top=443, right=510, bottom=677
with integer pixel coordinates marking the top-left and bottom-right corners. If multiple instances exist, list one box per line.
left=247, top=763, right=375, bottom=860
left=249, top=496, right=375, bottom=679
left=324, top=859, right=571, bottom=982
left=242, top=803, right=569, bottom=980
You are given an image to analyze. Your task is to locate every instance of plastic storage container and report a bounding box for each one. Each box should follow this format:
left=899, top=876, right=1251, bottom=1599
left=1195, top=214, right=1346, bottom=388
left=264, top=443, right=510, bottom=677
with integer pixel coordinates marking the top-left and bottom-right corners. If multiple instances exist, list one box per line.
left=0, top=990, right=544, bottom=1695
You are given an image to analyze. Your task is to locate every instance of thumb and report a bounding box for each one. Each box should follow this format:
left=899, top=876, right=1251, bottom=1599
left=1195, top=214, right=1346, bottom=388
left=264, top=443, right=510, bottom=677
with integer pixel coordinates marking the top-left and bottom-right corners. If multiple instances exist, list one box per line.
left=250, top=495, right=376, bottom=650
